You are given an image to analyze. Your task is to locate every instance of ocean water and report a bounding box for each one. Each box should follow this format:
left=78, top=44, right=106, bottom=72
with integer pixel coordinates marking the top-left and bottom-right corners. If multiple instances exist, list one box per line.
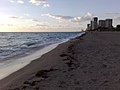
left=0, top=32, right=81, bottom=62
left=0, top=32, right=84, bottom=80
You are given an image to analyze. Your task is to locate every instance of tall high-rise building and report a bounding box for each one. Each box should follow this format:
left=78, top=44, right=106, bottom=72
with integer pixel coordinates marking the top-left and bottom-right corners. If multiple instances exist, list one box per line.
left=105, top=19, right=113, bottom=28
left=99, top=20, right=105, bottom=28
left=86, top=17, right=113, bottom=30
left=93, top=17, right=98, bottom=29
left=90, top=17, right=98, bottom=30
left=91, top=21, right=94, bottom=30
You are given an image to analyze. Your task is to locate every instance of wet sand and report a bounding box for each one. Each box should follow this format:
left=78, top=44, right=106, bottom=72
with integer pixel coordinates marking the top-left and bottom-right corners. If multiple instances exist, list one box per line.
left=1, top=31, right=120, bottom=90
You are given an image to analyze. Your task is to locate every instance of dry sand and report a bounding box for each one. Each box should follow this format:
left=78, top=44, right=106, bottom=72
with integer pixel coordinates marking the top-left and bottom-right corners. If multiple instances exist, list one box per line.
left=1, top=31, right=120, bottom=90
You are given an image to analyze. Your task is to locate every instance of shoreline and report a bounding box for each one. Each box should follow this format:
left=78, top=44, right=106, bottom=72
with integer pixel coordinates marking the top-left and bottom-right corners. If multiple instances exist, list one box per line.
left=0, top=32, right=84, bottom=81
left=0, top=35, right=82, bottom=90
left=0, top=43, right=59, bottom=80
left=0, top=32, right=85, bottom=81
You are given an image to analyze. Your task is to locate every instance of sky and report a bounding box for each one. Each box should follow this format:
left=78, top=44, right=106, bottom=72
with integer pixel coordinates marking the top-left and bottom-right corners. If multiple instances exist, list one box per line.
left=0, top=0, right=120, bottom=32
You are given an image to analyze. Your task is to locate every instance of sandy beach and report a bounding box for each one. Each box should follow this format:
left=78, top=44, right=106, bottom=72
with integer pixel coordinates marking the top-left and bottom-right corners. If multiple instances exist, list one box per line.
left=1, top=31, right=120, bottom=90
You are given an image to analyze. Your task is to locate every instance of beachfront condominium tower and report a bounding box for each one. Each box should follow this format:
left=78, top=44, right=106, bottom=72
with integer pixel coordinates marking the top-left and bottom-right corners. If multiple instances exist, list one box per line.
left=105, top=19, right=113, bottom=28
left=93, top=17, right=98, bottom=29
left=91, top=21, right=94, bottom=30
left=87, top=17, right=113, bottom=30
left=99, top=20, right=106, bottom=28
left=91, top=17, right=98, bottom=30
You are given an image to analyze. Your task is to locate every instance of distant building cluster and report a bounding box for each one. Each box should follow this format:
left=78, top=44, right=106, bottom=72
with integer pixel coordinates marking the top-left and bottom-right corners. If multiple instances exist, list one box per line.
left=87, top=17, right=113, bottom=31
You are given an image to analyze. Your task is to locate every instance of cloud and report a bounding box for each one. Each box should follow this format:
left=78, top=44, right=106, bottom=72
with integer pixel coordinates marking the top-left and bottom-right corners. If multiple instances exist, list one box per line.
left=10, top=0, right=49, bottom=7
left=30, top=19, right=49, bottom=27
left=42, top=12, right=94, bottom=23
left=43, top=3, right=50, bottom=7
left=73, top=12, right=94, bottom=23
left=41, top=13, right=73, bottom=21
left=105, top=12, right=120, bottom=15
left=105, top=12, right=120, bottom=21
left=7, top=24, right=13, bottom=26
left=10, top=0, right=15, bottom=3
left=36, top=24, right=49, bottom=27
left=0, top=24, right=13, bottom=26
left=10, top=0, right=24, bottom=4
left=9, top=16, right=23, bottom=19
left=113, top=16, right=120, bottom=20
left=31, top=19, right=39, bottom=22
left=9, top=16, right=20, bottom=19
left=29, top=0, right=50, bottom=7
left=17, top=0, right=24, bottom=4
